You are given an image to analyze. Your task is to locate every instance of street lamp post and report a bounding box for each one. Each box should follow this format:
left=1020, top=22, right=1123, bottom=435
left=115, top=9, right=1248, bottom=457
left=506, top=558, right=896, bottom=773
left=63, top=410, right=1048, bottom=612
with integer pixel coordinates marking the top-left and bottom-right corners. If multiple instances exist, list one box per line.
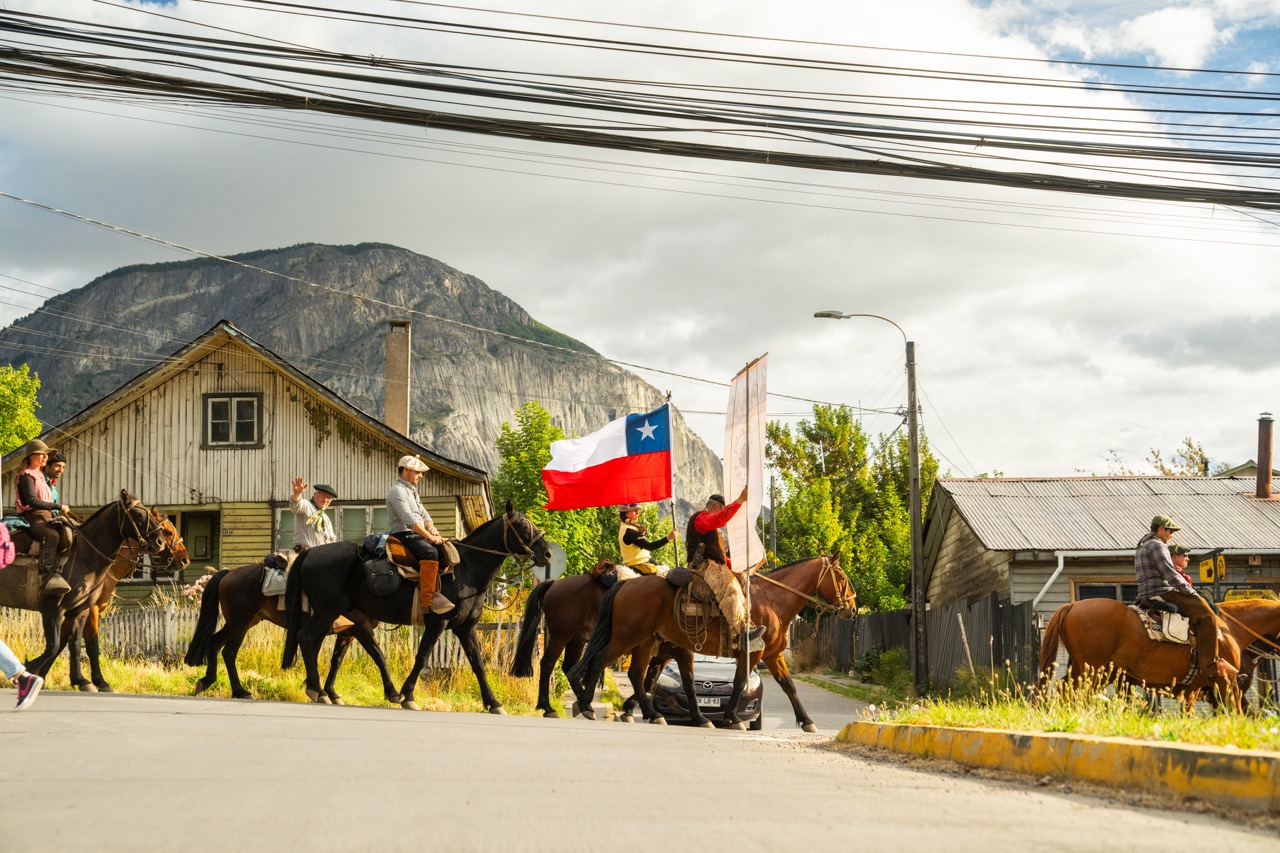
left=815, top=311, right=927, bottom=694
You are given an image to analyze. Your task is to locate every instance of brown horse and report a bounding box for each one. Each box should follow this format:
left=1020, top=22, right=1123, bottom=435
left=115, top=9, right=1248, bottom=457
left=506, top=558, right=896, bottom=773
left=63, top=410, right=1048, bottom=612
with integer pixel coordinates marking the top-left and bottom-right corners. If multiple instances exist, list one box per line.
left=568, top=555, right=857, bottom=730
left=184, top=558, right=381, bottom=703
left=0, top=505, right=187, bottom=690
left=1203, top=598, right=1280, bottom=709
left=1037, top=597, right=1243, bottom=711
left=65, top=511, right=189, bottom=692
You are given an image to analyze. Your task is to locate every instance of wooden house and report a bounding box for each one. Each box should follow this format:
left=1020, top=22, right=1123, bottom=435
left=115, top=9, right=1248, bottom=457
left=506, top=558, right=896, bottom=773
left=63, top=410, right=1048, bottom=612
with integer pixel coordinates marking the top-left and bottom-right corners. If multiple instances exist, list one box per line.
left=2, top=321, right=491, bottom=601
left=923, top=476, right=1280, bottom=626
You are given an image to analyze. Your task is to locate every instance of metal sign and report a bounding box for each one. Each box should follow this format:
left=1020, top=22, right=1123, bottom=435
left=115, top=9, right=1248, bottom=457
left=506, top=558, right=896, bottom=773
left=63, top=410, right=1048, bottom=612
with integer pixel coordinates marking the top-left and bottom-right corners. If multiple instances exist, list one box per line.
left=1224, top=589, right=1279, bottom=601
left=541, top=542, right=567, bottom=582
left=1199, top=558, right=1215, bottom=584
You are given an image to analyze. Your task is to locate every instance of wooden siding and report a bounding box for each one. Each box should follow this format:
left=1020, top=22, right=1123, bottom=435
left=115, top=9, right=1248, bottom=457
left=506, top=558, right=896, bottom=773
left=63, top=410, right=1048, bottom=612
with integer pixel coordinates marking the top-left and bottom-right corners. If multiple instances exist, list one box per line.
left=4, top=337, right=484, bottom=511
left=220, top=502, right=273, bottom=569
left=927, top=511, right=1012, bottom=607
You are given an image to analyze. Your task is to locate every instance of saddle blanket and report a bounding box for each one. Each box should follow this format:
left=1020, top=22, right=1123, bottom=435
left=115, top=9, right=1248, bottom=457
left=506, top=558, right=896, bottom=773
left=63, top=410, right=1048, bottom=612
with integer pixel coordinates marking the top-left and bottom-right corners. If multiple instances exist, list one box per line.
left=1130, top=604, right=1192, bottom=645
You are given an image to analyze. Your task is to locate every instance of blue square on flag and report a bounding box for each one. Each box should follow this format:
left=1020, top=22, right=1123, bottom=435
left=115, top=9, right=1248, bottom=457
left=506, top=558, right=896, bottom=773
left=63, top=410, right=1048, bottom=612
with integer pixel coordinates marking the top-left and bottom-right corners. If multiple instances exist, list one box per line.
left=625, top=405, right=671, bottom=456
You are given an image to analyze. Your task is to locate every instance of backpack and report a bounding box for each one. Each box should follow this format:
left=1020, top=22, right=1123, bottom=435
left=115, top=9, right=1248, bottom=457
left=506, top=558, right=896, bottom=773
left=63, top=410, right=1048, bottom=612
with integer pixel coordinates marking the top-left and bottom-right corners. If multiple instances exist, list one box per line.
left=0, top=523, right=13, bottom=569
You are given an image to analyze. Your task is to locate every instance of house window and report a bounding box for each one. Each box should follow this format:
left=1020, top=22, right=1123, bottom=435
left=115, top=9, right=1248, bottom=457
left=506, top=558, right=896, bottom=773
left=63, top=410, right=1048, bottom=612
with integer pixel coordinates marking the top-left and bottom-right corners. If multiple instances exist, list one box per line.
left=1074, top=581, right=1138, bottom=604
left=204, top=394, right=262, bottom=447
left=277, top=505, right=386, bottom=549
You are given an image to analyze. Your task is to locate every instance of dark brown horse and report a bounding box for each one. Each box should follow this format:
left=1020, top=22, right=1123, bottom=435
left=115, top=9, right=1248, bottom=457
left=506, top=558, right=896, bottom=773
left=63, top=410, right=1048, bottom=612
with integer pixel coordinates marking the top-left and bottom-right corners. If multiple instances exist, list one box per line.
left=569, top=555, right=857, bottom=730
left=19, top=492, right=170, bottom=680
left=184, top=557, right=380, bottom=703
left=1204, top=598, right=1280, bottom=709
left=65, top=511, right=189, bottom=692
left=1037, top=597, right=1243, bottom=711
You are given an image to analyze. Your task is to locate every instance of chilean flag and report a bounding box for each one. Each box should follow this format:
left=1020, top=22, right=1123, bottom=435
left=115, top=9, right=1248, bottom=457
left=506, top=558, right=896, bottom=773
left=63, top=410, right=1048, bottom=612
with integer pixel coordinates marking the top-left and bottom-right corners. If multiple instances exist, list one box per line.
left=542, top=404, right=673, bottom=511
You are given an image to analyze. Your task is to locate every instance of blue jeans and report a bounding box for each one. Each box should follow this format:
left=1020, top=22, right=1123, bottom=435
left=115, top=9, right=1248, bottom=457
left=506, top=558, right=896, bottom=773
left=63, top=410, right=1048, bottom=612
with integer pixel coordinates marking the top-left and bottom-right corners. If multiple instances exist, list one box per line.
left=0, top=638, right=23, bottom=680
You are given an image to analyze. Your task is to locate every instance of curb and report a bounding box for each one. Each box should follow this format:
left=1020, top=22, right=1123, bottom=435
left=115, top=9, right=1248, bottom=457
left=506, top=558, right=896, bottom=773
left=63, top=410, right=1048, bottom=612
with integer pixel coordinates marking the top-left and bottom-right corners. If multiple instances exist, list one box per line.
left=836, top=721, right=1280, bottom=815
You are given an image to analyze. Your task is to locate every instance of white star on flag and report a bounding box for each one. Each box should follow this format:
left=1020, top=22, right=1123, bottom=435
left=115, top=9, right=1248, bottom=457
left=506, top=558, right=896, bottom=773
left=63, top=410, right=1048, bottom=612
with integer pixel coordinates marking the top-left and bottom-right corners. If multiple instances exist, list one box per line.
left=636, top=420, right=657, bottom=441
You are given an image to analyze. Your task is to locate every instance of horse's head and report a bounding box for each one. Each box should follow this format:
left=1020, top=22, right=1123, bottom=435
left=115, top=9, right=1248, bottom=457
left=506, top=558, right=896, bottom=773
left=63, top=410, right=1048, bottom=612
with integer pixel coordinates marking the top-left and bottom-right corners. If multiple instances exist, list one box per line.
left=502, top=499, right=552, bottom=568
left=820, top=551, right=857, bottom=619
left=150, top=507, right=191, bottom=574
left=118, top=491, right=167, bottom=557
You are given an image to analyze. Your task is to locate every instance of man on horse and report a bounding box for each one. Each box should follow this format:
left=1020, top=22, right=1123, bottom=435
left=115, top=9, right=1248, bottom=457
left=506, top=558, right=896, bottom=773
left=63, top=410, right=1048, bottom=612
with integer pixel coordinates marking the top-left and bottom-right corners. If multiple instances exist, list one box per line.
left=387, top=455, right=454, bottom=615
left=44, top=452, right=67, bottom=516
left=686, top=487, right=764, bottom=651
left=15, top=439, right=72, bottom=596
left=290, top=477, right=338, bottom=550
left=617, top=503, right=674, bottom=578
left=1135, top=515, right=1236, bottom=678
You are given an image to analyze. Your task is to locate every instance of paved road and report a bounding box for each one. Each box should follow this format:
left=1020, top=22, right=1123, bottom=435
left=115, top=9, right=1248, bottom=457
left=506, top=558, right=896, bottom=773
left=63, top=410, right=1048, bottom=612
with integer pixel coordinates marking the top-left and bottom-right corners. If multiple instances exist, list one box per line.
left=3, top=689, right=1274, bottom=852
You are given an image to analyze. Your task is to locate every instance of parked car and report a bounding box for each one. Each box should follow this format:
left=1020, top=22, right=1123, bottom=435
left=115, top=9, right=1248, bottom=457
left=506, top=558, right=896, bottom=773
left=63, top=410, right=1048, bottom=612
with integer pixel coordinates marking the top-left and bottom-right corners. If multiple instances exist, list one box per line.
left=649, top=654, right=764, bottom=729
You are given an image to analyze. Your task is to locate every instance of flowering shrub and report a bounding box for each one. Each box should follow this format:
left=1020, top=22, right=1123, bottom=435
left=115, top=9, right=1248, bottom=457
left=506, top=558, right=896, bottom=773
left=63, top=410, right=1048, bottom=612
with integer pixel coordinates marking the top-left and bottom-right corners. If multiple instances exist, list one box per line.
left=182, top=567, right=218, bottom=603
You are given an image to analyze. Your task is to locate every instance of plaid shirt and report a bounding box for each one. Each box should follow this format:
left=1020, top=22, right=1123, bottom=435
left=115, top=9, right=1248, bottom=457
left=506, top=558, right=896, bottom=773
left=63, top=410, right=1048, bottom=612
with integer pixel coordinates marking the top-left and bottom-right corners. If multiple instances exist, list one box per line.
left=1134, top=532, right=1194, bottom=600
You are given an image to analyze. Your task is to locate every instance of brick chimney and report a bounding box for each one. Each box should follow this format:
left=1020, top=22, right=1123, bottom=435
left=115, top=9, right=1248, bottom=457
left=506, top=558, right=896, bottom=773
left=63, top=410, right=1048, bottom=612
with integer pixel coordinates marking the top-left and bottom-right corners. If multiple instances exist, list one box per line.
left=385, top=320, right=411, bottom=436
left=1258, top=412, right=1273, bottom=499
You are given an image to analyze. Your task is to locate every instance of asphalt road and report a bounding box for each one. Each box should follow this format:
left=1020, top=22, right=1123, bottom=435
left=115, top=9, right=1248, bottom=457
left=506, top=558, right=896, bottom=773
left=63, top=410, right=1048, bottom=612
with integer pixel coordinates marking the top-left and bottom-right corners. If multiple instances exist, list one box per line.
left=4, top=688, right=1275, bottom=852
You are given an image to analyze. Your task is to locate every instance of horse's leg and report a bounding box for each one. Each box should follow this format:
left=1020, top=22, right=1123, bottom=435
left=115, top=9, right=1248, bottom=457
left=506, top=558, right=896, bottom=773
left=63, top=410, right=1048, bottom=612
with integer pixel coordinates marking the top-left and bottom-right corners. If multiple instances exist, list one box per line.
left=537, top=634, right=572, bottom=718
left=195, top=619, right=231, bottom=694
left=720, top=654, right=750, bottom=730
left=82, top=608, right=113, bottom=692
left=456, top=623, right=505, bottom=714
left=670, top=645, right=716, bottom=728
left=297, top=613, right=336, bottom=704
left=625, top=640, right=670, bottom=725
left=27, top=607, right=63, bottom=679
left=763, top=652, right=815, bottom=731
left=344, top=619, right=402, bottom=705
left=323, top=633, right=355, bottom=705
left=65, top=611, right=93, bottom=692
left=221, top=620, right=257, bottom=699
left=399, top=619, right=448, bottom=710
left=623, top=648, right=670, bottom=719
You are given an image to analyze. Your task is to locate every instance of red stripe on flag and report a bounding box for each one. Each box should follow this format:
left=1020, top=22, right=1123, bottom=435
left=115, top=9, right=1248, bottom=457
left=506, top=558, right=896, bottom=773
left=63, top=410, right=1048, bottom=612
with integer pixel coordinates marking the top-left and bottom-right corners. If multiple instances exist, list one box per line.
left=542, top=451, right=672, bottom=511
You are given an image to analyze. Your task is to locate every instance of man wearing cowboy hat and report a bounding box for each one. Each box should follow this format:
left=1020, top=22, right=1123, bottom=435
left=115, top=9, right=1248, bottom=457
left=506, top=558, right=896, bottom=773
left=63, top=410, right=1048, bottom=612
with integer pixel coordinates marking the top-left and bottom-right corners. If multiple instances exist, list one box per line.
left=1135, top=514, right=1236, bottom=678
left=290, top=476, right=338, bottom=550
left=387, top=455, right=454, bottom=615
left=14, top=439, right=71, bottom=595
left=685, top=488, right=765, bottom=652
left=616, top=503, right=674, bottom=579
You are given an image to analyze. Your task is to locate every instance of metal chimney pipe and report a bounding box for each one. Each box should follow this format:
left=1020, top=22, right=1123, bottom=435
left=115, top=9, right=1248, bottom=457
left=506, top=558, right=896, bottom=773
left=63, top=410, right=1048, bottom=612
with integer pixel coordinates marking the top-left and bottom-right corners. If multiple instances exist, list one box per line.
left=1257, top=412, right=1273, bottom=499
left=385, top=320, right=412, bottom=436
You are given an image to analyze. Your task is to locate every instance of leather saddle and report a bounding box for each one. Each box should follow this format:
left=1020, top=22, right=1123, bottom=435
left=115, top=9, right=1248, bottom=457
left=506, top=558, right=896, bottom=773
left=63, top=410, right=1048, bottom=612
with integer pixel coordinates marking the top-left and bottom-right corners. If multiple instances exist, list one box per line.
left=1130, top=603, right=1192, bottom=645
left=9, top=523, right=74, bottom=559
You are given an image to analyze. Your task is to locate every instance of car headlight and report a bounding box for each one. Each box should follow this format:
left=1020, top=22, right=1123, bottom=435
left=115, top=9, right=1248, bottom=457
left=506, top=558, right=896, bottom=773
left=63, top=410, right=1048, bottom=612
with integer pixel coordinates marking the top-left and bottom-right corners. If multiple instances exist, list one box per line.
left=656, top=671, right=682, bottom=689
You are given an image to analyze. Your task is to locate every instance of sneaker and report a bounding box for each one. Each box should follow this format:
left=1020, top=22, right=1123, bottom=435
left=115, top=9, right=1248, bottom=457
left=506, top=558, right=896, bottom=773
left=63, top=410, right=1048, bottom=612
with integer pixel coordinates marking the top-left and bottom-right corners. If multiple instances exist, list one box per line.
left=14, top=672, right=43, bottom=711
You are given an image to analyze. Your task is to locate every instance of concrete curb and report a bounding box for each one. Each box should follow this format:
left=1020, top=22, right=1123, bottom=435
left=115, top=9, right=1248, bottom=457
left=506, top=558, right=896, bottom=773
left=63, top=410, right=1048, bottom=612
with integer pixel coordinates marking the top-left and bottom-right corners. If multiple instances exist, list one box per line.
left=836, top=721, right=1280, bottom=815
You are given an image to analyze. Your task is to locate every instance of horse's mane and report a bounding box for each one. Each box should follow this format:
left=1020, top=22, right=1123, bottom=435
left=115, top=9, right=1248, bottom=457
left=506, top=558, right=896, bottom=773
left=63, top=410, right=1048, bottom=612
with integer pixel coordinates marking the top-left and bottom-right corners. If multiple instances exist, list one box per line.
left=757, top=555, right=828, bottom=577
left=79, top=496, right=136, bottom=526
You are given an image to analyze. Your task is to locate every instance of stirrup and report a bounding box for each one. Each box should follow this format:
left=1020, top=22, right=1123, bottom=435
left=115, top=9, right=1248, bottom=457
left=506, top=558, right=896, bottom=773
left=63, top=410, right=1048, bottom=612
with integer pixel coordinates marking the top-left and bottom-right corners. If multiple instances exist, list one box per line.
left=1212, top=657, right=1238, bottom=678
left=747, top=625, right=766, bottom=640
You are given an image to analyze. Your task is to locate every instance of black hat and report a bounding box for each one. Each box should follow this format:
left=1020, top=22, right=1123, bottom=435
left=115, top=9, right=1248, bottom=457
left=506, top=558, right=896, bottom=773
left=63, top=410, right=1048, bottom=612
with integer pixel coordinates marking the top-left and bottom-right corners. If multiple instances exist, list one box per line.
left=47, top=452, right=67, bottom=465
left=708, top=493, right=726, bottom=506
left=313, top=484, right=338, bottom=499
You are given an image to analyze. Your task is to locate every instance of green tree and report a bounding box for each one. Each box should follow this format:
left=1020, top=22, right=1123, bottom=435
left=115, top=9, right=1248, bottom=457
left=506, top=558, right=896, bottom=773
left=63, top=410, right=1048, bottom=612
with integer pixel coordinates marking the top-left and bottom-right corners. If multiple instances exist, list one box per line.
left=0, top=364, right=41, bottom=455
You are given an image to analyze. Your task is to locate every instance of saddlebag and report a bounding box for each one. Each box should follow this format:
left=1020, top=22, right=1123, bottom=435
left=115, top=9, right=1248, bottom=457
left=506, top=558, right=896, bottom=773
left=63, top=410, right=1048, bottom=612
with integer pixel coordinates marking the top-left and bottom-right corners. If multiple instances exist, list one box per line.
left=364, top=557, right=402, bottom=596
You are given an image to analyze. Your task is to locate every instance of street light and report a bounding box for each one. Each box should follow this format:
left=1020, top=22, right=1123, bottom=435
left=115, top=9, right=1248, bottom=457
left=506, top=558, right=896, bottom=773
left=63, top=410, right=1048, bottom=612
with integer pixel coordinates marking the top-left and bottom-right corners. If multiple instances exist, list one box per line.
left=814, top=310, right=927, bottom=695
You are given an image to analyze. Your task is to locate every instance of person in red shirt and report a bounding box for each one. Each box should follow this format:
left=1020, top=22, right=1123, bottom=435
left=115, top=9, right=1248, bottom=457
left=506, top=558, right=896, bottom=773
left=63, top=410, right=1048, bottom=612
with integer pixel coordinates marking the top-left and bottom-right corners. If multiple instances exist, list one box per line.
left=685, top=486, right=764, bottom=651
left=1169, top=543, right=1195, bottom=587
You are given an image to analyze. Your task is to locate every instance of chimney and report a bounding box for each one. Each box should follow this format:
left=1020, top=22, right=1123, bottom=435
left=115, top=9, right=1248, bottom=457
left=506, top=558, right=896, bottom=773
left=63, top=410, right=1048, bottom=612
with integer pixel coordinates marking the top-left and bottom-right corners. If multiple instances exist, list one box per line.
left=1258, top=412, right=1273, bottom=499
left=385, top=320, right=411, bottom=436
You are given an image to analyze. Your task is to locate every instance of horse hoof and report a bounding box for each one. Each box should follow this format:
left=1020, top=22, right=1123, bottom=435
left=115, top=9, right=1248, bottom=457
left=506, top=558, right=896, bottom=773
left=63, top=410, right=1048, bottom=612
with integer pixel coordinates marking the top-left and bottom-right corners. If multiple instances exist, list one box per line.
left=729, top=721, right=747, bottom=731
left=801, top=722, right=817, bottom=733
left=402, top=700, right=421, bottom=711
left=232, top=691, right=253, bottom=700
left=650, top=716, right=667, bottom=726
left=386, top=693, right=404, bottom=705
left=619, top=713, right=633, bottom=723
left=77, top=683, right=98, bottom=693
left=698, top=720, right=715, bottom=729
left=305, top=689, right=331, bottom=705
left=542, top=709, right=560, bottom=719
left=329, top=696, right=345, bottom=706
left=98, top=685, right=114, bottom=694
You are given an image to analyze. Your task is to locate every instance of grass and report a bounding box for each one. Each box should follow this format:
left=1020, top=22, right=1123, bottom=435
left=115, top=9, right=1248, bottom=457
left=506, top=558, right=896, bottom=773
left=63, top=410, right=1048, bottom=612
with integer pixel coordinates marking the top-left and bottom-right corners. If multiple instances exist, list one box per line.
left=3, top=609, right=548, bottom=715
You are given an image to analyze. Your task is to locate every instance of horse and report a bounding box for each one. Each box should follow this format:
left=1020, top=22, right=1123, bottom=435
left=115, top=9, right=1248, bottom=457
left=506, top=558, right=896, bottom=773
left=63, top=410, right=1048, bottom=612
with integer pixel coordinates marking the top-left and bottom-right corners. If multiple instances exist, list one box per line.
left=64, top=511, right=189, bottom=692
left=0, top=507, right=187, bottom=691
left=184, top=557, right=380, bottom=703
left=18, top=491, right=170, bottom=680
left=1036, top=597, right=1243, bottom=712
left=568, top=555, right=857, bottom=730
left=1195, top=598, right=1280, bottom=710
left=281, top=501, right=551, bottom=711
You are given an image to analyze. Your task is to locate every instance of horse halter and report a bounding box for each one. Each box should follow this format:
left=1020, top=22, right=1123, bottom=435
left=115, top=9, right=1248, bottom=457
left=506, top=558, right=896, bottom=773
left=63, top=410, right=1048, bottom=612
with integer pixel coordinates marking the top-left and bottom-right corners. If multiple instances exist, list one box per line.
left=453, top=512, right=550, bottom=565
left=755, top=555, right=857, bottom=617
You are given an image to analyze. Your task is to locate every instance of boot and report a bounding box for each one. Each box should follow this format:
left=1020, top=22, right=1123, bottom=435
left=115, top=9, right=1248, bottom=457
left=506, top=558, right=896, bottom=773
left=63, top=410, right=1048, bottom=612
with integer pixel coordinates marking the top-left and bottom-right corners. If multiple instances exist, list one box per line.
left=418, top=560, right=454, bottom=614
left=1212, top=657, right=1239, bottom=678
left=40, top=549, right=70, bottom=596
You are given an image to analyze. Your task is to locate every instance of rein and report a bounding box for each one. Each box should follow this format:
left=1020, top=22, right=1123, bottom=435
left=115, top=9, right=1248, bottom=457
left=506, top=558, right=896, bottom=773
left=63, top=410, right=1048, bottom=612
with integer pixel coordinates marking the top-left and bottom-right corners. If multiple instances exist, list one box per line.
left=752, top=556, right=853, bottom=615
left=1218, top=607, right=1280, bottom=655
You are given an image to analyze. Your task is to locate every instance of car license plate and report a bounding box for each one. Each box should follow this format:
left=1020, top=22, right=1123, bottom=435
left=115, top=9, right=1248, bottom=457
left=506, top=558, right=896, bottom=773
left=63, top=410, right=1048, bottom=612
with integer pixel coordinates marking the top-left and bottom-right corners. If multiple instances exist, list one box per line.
left=696, top=697, right=721, bottom=708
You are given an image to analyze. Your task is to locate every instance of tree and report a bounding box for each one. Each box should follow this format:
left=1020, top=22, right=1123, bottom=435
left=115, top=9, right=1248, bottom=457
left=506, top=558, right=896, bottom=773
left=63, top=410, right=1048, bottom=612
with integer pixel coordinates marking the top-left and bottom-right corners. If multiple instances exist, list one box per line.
left=493, top=401, right=672, bottom=576
left=1092, top=438, right=1229, bottom=476
left=767, top=404, right=940, bottom=611
left=0, top=364, right=41, bottom=455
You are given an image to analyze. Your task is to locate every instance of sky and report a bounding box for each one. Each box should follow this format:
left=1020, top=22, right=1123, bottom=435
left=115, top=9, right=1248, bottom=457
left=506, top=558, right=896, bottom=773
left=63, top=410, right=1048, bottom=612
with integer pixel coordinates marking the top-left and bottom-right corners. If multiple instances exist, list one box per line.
left=2, top=0, right=1279, bottom=479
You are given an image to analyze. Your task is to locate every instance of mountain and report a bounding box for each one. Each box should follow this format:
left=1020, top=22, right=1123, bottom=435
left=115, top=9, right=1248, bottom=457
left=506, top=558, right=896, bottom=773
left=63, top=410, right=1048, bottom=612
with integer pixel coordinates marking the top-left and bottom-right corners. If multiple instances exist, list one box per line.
left=1, top=242, right=721, bottom=509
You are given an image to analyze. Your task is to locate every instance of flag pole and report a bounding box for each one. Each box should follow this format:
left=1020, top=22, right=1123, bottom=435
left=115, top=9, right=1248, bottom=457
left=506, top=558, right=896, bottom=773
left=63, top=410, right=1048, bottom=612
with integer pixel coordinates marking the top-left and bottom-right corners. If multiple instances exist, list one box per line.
left=742, top=361, right=752, bottom=659
left=666, top=392, right=681, bottom=568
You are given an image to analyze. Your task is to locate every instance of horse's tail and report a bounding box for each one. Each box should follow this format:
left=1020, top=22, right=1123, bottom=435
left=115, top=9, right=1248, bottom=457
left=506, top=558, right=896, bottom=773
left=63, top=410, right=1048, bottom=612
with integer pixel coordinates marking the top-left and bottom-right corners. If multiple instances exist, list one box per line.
left=183, top=569, right=229, bottom=666
left=567, top=580, right=623, bottom=684
left=1037, top=602, right=1072, bottom=688
left=281, top=550, right=309, bottom=670
left=511, top=580, right=553, bottom=677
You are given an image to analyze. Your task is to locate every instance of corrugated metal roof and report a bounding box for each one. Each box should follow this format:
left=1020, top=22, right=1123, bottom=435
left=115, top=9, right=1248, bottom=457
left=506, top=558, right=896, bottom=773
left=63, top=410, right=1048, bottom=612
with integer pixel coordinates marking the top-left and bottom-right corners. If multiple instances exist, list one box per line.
left=938, top=477, right=1280, bottom=551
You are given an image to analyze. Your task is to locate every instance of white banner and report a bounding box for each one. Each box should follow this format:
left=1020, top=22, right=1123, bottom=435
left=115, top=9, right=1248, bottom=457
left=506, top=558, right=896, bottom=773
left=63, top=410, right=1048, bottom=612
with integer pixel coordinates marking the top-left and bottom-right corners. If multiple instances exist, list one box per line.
left=723, top=353, right=767, bottom=573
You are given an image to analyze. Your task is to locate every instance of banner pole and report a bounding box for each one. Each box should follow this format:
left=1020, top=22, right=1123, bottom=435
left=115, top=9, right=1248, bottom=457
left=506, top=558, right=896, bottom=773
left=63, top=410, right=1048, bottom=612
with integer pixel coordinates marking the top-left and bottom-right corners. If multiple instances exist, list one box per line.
left=743, top=362, right=752, bottom=657
left=667, top=392, right=681, bottom=568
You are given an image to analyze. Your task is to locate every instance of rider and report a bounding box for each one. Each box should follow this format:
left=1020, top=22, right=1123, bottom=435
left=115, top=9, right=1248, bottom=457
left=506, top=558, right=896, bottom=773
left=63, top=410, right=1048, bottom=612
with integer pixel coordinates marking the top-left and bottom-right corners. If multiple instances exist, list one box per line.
left=290, top=476, right=338, bottom=550
left=43, top=452, right=67, bottom=516
left=617, top=503, right=675, bottom=578
left=1135, top=515, right=1236, bottom=678
left=387, top=455, right=454, bottom=615
left=15, top=439, right=71, bottom=595
left=1169, top=543, right=1195, bottom=588
left=685, top=487, right=765, bottom=651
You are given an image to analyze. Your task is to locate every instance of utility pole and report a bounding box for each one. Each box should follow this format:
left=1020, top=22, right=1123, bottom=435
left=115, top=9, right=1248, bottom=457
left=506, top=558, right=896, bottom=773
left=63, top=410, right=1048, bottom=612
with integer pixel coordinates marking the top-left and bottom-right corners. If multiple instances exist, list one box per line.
left=907, top=341, right=927, bottom=694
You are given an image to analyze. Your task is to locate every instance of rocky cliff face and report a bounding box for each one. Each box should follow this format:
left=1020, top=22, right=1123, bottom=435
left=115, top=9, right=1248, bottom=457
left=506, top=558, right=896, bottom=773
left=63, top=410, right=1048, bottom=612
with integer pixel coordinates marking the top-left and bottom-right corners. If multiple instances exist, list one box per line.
left=2, top=243, right=720, bottom=509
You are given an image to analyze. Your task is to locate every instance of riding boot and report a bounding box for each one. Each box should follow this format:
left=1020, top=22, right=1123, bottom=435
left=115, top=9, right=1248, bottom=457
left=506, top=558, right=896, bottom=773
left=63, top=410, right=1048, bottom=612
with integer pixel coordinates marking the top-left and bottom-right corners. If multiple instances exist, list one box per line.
left=418, top=560, right=454, bottom=614
left=39, top=548, right=70, bottom=596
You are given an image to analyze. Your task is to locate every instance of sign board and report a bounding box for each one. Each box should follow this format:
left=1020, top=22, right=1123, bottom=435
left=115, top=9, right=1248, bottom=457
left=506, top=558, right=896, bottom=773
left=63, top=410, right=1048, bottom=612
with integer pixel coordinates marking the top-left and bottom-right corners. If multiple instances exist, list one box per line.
left=1223, top=589, right=1280, bottom=602
left=1217, top=555, right=1227, bottom=582
left=541, top=542, right=567, bottom=582
left=1199, top=558, right=1216, bottom=584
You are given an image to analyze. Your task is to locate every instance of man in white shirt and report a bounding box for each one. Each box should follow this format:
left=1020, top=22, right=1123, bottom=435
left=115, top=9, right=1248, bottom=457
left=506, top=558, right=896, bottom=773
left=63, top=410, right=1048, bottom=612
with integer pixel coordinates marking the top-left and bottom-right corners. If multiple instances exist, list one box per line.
left=290, top=476, right=338, bottom=550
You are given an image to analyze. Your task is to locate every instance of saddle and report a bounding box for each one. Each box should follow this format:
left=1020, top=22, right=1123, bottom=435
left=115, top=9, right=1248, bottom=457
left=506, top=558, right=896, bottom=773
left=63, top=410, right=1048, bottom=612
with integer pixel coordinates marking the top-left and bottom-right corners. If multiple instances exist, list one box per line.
left=1130, top=603, right=1192, bottom=645
left=260, top=550, right=295, bottom=597
left=8, top=522, right=74, bottom=559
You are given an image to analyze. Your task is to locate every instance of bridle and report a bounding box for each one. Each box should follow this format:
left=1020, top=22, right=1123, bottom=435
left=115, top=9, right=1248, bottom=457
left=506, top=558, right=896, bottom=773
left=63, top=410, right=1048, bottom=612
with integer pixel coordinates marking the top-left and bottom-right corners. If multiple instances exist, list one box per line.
left=1218, top=606, right=1280, bottom=656
left=752, top=554, right=857, bottom=616
left=450, top=512, right=549, bottom=566
left=74, top=499, right=166, bottom=564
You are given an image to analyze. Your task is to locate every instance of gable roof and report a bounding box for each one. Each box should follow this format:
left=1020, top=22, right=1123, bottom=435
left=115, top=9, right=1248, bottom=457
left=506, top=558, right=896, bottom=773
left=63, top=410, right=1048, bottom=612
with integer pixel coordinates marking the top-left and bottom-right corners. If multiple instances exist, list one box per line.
left=3, top=320, right=489, bottom=488
left=927, top=476, right=1280, bottom=553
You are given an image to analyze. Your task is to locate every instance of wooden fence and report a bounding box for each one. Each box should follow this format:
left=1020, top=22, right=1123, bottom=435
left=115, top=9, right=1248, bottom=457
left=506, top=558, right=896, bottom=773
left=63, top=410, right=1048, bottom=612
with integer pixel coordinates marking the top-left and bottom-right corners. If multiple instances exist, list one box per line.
left=0, top=605, right=523, bottom=673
